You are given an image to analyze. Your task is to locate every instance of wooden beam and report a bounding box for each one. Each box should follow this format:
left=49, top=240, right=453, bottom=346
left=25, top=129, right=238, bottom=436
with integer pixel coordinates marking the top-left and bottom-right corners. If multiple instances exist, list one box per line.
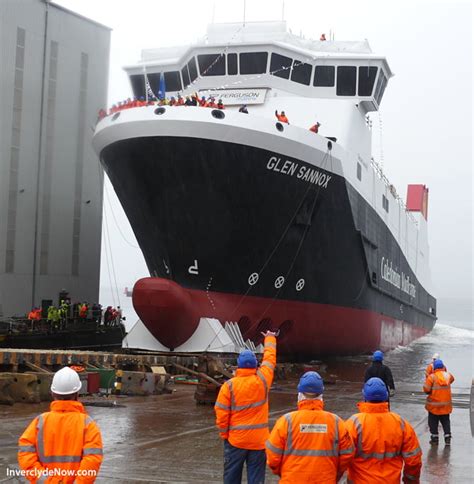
left=24, top=361, right=52, bottom=374
left=172, top=362, right=222, bottom=387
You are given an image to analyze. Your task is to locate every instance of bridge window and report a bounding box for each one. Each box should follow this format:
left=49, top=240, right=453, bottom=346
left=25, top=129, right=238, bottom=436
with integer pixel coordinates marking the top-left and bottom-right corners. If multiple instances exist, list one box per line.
left=336, top=66, right=356, bottom=96
left=147, top=73, right=161, bottom=96
left=227, top=53, right=238, bottom=75
left=198, top=54, right=225, bottom=76
left=181, top=65, right=190, bottom=88
left=291, top=60, right=312, bottom=85
left=163, top=71, right=182, bottom=92
left=187, top=57, right=198, bottom=82
left=374, top=70, right=388, bottom=106
left=358, top=66, right=378, bottom=96
left=130, top=74, right=145, bottom=98
left=181, top=57, right=198, bottom=88
left=270, top=53, right=292, bottom=79
left=239, top=52, right=268, bottom=74
left=313, top=65, right=335, bottom=87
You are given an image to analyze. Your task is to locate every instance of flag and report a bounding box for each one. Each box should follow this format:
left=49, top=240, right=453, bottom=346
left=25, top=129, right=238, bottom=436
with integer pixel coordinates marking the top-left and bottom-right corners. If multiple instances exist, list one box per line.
left=144, top=73, right=157, bottom=101
left=158, top=72, right=166, bottom=100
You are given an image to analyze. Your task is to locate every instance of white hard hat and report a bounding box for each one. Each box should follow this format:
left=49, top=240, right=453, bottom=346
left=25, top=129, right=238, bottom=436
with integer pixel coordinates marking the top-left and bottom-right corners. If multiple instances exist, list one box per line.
left=432, top=352, right=440, bottom=360
left=51, top=367, right=82, bottom=395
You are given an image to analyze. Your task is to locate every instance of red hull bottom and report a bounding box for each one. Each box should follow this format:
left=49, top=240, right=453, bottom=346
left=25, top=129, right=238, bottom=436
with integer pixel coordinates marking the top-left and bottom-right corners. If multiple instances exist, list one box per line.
left=133, top=278, right=429, bottom=357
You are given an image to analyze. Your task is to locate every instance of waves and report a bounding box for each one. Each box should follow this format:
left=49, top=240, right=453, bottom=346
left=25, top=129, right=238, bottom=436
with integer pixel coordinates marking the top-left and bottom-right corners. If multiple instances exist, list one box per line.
left=414, top=322, right=474, bottom=346
left=388, top=323, right=472, bottom=357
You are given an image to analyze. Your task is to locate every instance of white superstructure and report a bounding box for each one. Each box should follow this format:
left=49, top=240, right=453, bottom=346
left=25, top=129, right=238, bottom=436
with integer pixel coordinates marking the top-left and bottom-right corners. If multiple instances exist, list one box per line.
left=97, top=21, right=432, bottom=294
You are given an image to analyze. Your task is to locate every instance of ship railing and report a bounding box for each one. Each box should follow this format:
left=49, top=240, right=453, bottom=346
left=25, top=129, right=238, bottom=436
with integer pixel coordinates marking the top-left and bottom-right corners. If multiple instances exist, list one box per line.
left=370, top=158, right=418, bottom=227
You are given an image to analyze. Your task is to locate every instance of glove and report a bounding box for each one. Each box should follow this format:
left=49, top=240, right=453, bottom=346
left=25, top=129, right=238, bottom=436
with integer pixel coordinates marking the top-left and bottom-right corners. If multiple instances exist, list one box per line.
left=389, top=389, right=395, bottom=397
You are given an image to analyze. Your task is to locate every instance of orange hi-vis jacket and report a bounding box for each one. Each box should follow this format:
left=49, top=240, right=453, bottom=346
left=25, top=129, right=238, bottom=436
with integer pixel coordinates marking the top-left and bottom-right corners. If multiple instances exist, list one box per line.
left=423, top=369, right=455, bottom=415
left=345, top=402, right=422, bottom=484
left=18, top=400, right=103, bottom=483
left=266, top=399, right=354, bottom=483
left=214, top=335, right=276, bottom=450
left=276, top=113, right=289, bottom=123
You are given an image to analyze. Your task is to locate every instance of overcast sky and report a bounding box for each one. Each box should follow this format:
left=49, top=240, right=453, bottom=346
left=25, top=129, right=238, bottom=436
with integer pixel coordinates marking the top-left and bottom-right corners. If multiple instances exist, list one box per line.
left=55, top=0, right=473, bottom=313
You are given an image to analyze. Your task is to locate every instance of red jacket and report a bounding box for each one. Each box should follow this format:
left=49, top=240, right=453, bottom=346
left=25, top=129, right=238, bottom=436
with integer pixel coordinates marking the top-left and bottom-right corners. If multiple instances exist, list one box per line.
left=275, top=112, right=289, bottom=123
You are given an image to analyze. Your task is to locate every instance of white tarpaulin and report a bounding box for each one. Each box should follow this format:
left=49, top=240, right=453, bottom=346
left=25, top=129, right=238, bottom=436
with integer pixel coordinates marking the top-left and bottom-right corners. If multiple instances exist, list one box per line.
left=123, top=318, right=236, bottom=353
left=122, top=319, right=169, bottom=351
left=175, top=318, right=235, bottom=353
left=199, top=88, right=267, bottom=105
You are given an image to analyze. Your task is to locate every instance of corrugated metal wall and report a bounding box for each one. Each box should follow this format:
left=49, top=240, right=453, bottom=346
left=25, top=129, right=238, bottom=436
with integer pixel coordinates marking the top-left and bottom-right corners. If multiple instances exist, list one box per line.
left=0, top=0, right=110, bottom=316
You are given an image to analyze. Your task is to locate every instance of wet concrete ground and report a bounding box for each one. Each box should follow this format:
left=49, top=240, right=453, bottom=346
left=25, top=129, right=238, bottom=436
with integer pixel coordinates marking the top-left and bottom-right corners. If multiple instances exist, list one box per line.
left=1, top=379, right=471, bottom=482
left=1, top=323, right=473, bottom=482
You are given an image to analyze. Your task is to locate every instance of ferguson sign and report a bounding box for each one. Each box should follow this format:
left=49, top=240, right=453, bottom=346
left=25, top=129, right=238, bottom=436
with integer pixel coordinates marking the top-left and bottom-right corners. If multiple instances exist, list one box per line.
left=199, top=88, right=267, bottom=105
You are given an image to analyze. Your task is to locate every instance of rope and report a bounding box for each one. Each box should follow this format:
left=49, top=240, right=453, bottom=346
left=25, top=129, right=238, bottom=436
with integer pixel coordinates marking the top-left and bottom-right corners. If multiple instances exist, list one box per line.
left=101, top=209, right=116, bottom=308
left=228, top=150, right=330, bottom=321
left=204, top=149, right=332, bottom=351
left=102, top=196, right=121, bottom=307
left=251, top=149, right=332, bottom=324
left=104, top=182, right=140, bottom=249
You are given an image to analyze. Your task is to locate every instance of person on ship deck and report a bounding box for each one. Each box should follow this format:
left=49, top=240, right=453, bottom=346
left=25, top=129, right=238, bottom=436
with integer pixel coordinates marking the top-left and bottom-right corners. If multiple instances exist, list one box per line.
left=275, top=110, right=289, bottom=124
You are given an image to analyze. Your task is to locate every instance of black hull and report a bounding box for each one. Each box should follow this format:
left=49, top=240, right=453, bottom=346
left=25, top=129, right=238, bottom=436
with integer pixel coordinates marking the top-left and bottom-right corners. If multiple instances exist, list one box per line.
left=101, top=135, right=436, bottom=351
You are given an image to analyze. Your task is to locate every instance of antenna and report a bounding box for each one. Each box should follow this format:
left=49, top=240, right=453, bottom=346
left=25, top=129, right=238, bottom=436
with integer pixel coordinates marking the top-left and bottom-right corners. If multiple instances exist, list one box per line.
left=243, top=0, right=246, bottom=27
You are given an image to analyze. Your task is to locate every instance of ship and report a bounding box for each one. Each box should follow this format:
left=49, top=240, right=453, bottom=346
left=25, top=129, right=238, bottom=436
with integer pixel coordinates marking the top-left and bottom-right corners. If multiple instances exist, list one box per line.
left=93, top=22, right=436, bottom=359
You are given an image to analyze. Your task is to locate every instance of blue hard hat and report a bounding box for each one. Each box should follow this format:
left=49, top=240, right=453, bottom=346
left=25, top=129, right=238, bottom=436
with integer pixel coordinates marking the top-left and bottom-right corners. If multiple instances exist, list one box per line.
left=298, top=371, right=324, bottom=394
left=373, top=350, right=384, bottom=362
left=363, top=377, right=388, bottom=402
left=433, top=359, right=444, bottom=370
left=237, top=349, right=257, bottom=368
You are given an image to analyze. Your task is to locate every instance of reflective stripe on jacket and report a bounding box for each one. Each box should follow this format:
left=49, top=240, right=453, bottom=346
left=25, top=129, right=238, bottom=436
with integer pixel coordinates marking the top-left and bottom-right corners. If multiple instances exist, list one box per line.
left=18, top=400, right=103, bottom=483
left=423, top=369, right=454, bottom=415
left=266, top=399, right=354, bottom=483
left=214, top=335, right=276, bottom=450
left=345, top=402, right=422, bottom=484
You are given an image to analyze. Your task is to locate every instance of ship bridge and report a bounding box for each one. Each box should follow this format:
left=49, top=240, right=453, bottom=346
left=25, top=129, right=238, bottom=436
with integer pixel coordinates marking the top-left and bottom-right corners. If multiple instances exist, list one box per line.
left=124, top=21, right=392, bottom=114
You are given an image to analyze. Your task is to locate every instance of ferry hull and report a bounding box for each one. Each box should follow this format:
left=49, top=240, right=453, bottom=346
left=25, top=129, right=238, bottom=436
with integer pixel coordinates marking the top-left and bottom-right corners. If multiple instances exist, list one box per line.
left=100, top=132, right=436, bottom=359
left=133, top=276, right=429, bottom=359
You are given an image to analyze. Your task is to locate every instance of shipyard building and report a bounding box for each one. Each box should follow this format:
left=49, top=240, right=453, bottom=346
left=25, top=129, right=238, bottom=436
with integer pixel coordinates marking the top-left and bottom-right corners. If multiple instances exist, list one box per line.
left=0, top=0, right=110, bottom=317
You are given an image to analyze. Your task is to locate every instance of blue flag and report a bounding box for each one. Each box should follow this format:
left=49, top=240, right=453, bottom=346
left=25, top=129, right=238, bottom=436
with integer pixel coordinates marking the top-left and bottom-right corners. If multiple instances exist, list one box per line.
left=158, top=73, right=166, bottom=99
